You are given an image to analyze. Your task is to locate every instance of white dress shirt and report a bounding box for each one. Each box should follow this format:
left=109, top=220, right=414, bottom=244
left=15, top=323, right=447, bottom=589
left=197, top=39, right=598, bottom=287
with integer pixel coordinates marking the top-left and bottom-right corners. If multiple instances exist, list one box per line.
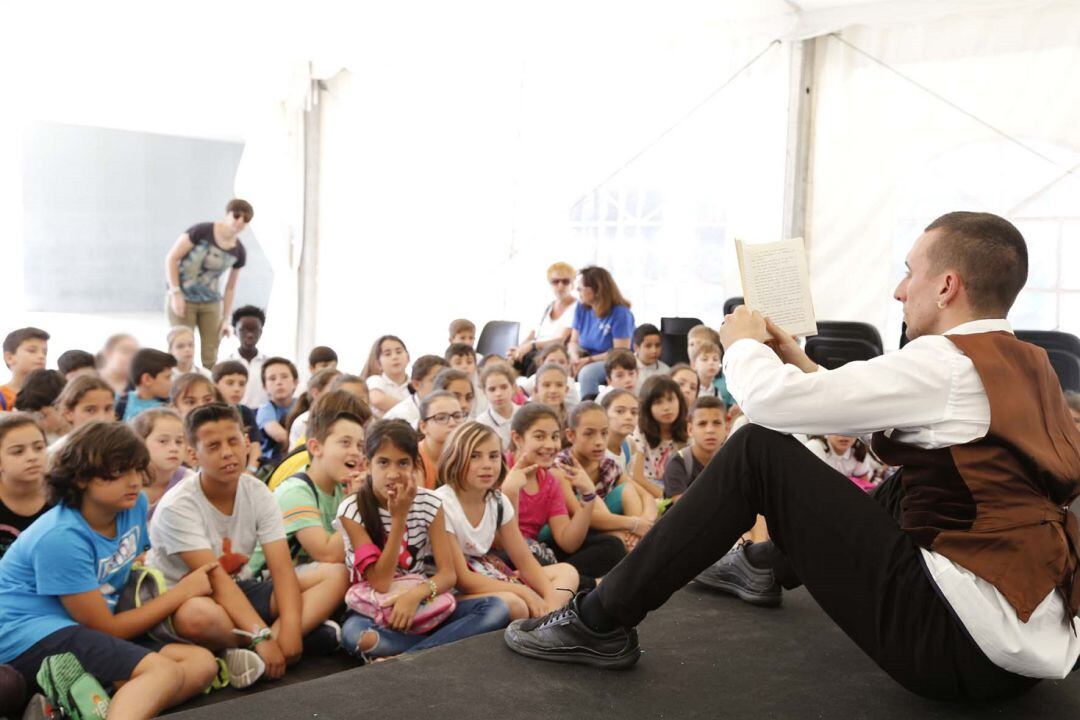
left=227, top=351, right=268, bottom=410
left=723, top=318, right=1080, bottom=679
left=384, top=395, right=422, bottom=429
left=477, top=405, right=517, bottom=449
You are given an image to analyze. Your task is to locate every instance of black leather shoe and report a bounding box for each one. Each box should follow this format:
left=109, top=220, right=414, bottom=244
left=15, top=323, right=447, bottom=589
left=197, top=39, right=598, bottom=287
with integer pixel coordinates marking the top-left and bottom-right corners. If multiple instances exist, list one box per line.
left=504, top=593, right=641, bottom=669
left=695, top=542, right=782, bottom=607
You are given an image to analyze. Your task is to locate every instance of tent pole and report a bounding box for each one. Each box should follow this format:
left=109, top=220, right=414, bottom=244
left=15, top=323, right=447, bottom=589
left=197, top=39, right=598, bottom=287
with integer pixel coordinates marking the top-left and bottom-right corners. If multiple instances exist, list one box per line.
left=782, top=38, right=817, bottom=245
left=296, top=73, right=321, bottom=363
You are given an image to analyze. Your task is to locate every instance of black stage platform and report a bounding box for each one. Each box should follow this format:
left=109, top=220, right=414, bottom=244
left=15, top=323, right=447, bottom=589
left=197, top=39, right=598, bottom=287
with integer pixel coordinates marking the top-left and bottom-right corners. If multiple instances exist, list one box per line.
left=166, top=585, right=1079, bottom=719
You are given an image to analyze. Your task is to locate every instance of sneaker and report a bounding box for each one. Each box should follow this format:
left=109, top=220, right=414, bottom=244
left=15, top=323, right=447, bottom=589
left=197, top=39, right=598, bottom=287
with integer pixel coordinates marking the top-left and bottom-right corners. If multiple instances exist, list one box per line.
left=303, top=620, right=342, bottom=656
left=504, top=593, right=641, bottom=669
left=694, top=542, right=782, bottom=607
left=221, top=648, right=266, bottom=690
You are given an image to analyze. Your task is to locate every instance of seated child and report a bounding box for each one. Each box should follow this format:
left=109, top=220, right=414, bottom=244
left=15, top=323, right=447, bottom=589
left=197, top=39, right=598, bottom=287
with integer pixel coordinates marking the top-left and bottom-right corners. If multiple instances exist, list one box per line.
left=803, top=435, right=880, bottom=492
left=476, top=363, right=519, bottom=448
left=631, top=375, right=689, bottom=498
left=691, top=341, right=723, bottom=398
left=170, top=372, right=219, bottom=419
left=256, top=357, right=299, bottom=463
left=308, top=346, right=338, bottom=374
left=0, top=421, right=219, bottom=718
left=117, top=349, right=176, bottom=422
left=601, top=389, right=638, bottom=473
left=131, top=408, right=190, bottom=521
left=385, top=355, right=449, bottom=428
left=435, top=422, right=578, bottom=620
left=98, top=333, right=139, bottom=398
left=0, top=414, right=52, bottom=560
left=250, top=391, right=371, bottom=575
left=595, top=348, right=638, bottom=402
left=212, top=361, right=263, bottom=476
left=662, top=396, right=728, bottom=501
left=329, top=373, right=371, bottom=405
left=446, top=343, right=486, bottom=416
left=14, top=369, right=69, bottom=443
left=56, top=349, right=97, bottom=383
left=50, top=375, right=116, bottom=460
left=668, top=363, right=700, bottom=411
left=531, top=362, right=572, bottom=434
left=687, top=324, right=735, bottom=406
left=417, top=391, right=467, bottom=490
left=285, top=368, right=342, bottom=449
left=448, top=319, right=476, bottom=348
left=1, top=327, right=49, bottom=412
left=556, top=402, right=656, bottom=552
left=516, top=344, right=581, bottom=406
left=228, top=305, right=269, bottom=411
left=167, top=326, right=212, bottom=379
left=147, top=404, right=348, bottom=687
left=267, top=390, right=373, bottom=492
left=431, top=368, right=476, bottom=418
left=503, top=404, right=625, bottom=585
left=633, top=323, right=669, bottom=392
left=337, top=420, right=509, bottom=662
left=364, top=335, right=411, bottom=418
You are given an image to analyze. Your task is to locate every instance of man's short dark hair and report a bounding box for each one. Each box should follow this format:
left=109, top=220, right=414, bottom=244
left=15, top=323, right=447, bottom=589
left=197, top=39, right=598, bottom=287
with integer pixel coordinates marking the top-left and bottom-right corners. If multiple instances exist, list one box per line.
left=48, top=421, right=149, bottom=507
left=211, top=360, right=249, bottom=383
left=261, top=357, right=299, bottom=387
left=57, top=349, right=96, bottom=375
left=231, top=305, right=266, bottom=329
left=308, top=346, right=338, bottom=367
left=633, top=323, right=661, bottom=347
left=3, top=327, right=49, bottom=358
left=129, top=349, right=177, bottom=387
left=924, top=211, right=1028, bottom=316
left=185, top=403, right=244, bottom=445
left=15, top=369, right=66, bottom=411
left=444, top=343, right=477, bottom=362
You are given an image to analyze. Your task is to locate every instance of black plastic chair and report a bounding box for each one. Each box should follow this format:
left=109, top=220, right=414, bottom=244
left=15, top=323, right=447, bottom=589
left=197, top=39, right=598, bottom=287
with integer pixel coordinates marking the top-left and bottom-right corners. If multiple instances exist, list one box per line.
left=804, top=336, right=881, bottom=370
left=817, top=321, right=884, bottom=355
left=660, top=317, right=704, bottom=367
left=1015, top=330, right=1080, bottom=358
left=476, top=321, right=520, bottom=359
left=1046, top=349, right=1080, bottom=393
left=723, top=297, right=744, bottom=315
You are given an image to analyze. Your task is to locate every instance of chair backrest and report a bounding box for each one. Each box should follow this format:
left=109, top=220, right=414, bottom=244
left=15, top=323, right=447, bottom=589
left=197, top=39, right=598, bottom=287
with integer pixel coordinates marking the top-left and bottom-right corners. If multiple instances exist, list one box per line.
left=816, top=321, right=884, bottom=354
left=723, top=297, right=744, bottom=316
left=804, top=336, right=881, bottom=370
left=659, top=317, right=704, bottom=367
left=1015, top=330, right=1080, bottom=358
left=1046, top=349, right=1080, bottom=393
left=476, top=321, right=520, bottom=359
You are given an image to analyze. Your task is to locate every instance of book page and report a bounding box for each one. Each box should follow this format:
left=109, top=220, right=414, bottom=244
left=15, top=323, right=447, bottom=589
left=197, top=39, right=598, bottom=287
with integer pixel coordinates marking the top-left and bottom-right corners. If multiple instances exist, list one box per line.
left=735, top=237, right=817, bottom=337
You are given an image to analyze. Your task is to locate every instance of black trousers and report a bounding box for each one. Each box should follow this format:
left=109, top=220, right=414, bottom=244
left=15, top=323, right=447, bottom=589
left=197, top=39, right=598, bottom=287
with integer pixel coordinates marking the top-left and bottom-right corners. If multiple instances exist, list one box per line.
left=595, top=424, right=1042, bottom=701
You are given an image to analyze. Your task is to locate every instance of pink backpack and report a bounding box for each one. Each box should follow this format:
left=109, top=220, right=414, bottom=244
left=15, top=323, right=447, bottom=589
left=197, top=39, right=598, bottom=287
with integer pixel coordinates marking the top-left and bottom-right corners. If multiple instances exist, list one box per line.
left=345, top=574, right=457, bottom=634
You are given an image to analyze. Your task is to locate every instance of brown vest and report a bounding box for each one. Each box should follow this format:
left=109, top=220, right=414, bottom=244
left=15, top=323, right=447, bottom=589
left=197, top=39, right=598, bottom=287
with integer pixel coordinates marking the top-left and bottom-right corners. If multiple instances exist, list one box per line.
left=871, top=331, right=1080, bottom=622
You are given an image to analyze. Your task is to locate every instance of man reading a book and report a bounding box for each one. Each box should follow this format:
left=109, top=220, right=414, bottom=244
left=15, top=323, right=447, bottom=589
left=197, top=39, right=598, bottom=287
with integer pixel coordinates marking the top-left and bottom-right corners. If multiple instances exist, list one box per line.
left=504, top=211, right=1080, bottom=702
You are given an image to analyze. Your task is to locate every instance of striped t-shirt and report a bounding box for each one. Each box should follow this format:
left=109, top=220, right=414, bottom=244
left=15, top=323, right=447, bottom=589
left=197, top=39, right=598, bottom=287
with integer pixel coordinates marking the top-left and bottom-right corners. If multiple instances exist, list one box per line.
left=335, top=488, right=442, bottom=580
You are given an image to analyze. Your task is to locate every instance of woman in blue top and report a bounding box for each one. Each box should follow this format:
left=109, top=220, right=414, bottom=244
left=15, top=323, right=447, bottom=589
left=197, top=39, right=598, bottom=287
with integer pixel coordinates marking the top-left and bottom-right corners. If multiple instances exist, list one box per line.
left=569, top=267, right=635, bottom=398
left=164, top=199, right=253, bottom=371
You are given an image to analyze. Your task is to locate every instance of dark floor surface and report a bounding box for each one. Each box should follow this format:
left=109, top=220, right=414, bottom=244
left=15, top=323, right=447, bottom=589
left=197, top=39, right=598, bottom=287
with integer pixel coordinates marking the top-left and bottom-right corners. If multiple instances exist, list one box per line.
left=166, top=584, right=1079, bottom=719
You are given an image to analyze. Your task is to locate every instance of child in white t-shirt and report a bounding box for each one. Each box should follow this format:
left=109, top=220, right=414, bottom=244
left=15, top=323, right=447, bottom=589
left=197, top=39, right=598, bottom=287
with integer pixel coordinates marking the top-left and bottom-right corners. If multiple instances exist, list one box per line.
left=363, top=336, right=411, bottom=418
left=385, top=355, right=448, bottom=429
left=477, top=364, right=519, bottom=448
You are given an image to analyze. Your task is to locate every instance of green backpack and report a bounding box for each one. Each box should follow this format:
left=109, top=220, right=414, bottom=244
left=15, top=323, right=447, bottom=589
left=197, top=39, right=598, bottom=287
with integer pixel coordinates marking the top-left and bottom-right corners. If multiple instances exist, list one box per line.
left=116, top=564, right=186, bottom=645
left=36, top=653, right=110, bottom=719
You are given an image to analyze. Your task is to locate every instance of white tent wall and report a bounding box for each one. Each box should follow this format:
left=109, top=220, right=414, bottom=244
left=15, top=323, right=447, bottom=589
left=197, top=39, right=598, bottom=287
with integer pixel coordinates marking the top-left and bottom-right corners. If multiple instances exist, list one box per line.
left=806, top=1, right=1080, bottom=348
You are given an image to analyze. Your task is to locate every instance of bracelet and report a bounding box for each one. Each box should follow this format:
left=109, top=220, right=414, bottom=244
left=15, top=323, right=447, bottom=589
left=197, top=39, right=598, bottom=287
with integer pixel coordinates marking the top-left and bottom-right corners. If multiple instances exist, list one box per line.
left=233, top=626, right=273, bottom=650
left=580, top=492, right=597, bottom=503
left=168, top=287, right=182, bottom=296
left=631, top=517, right=640, bottom=534
left=427, top=579, right=438, bottom=601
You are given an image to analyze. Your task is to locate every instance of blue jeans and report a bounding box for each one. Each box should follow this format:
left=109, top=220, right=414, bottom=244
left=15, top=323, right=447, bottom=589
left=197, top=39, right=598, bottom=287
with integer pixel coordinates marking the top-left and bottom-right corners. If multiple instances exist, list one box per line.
left=340, top=596, right=510, bottom=661
left=578, top=360, right=607, bottom=398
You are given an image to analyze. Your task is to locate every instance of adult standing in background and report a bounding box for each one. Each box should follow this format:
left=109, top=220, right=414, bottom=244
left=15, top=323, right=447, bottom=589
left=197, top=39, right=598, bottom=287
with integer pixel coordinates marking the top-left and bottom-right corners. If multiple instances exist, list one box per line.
left=164, top=198, right=253, bottom=369
left=569, top=266, right=635, bottom=399
left=508, top=262, right=578, bottom=377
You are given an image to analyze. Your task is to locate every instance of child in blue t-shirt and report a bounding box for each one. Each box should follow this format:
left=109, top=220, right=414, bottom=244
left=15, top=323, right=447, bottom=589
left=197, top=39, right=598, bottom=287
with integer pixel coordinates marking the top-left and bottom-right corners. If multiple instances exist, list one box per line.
left=0, top=421, right=219, bottom=719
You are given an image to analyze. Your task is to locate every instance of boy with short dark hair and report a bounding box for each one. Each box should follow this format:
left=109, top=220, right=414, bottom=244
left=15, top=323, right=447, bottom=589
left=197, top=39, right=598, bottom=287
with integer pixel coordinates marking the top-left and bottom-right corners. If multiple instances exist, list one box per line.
left=147, top=404, right=348, bottom=686
left=212, top=361, right=263, bottom=474
left=228, top=305, right=268, bottom=410
left=445, top=343, right=486, bottom=415
left=603, top=349, right=639, bottom=394
left=257, top=358, right=299, bottom=462
left=633, top=324, right=669, bottom=391
left=385, top=355, right=449, bottom=428
left=448, top=319, right=476, bottom=347
left=117, top=349, right=177, bottom=422
left=56, top=349, right=97, bottom=382
left=1, top=328, right=49, bottom=412
left=13, top=369, right=69, bottom=443
left=307, top=346, right=338, bottom=374
left=662, top=396, right=728, bottom=501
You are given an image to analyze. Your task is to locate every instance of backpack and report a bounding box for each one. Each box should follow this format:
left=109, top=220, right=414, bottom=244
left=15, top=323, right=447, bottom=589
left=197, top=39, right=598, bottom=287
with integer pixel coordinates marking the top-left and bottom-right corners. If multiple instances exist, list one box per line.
left=116, top=564, right=187, bottom=645
left=36, top=652, right=110, bottom=719
left=344, top=574, right=457, bottom=634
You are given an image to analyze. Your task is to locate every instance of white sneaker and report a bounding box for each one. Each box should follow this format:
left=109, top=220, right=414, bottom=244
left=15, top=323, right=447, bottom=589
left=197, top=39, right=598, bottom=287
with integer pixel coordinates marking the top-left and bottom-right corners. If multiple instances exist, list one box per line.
left=222, top=648, right=266, bottom=690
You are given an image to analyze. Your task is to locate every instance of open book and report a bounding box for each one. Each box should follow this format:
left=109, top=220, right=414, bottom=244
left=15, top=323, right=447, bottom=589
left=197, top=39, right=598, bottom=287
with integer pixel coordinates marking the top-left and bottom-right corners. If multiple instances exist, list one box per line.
left=735, top=237, right=817, bottom=337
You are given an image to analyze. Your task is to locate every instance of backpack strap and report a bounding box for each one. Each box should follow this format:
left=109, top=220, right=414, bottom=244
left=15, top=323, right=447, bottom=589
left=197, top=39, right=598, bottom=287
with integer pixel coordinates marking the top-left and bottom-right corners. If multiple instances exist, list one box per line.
left=682, top=446, right=695, bottom=476
left=494, top=490, right=505, bottom=528
left=286, top=471, right=321, bottom=561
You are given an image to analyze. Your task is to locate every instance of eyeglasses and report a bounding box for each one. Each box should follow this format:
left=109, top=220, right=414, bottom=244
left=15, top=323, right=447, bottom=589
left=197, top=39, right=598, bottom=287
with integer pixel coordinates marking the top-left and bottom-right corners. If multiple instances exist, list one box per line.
left=232, top=211, right=252, bottom=223
left=423, top=411, right=468, bottom=425
left=549, top=278, right=571, bottom=286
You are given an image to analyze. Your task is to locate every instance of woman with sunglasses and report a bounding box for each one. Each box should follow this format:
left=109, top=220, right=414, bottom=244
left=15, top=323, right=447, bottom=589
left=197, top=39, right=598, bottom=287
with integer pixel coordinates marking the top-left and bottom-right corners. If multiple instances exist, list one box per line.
left=508, top=262, right=578, bottom=377
left=164, top=198, right=254, bottom=369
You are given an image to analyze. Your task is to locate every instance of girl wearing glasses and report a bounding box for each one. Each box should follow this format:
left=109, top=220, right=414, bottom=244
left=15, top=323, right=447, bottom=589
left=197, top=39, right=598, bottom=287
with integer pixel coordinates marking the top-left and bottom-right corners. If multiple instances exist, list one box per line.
left=508, top=262, right=578, bottom=377
left=164, top=198, right=253, bottom=370
left=417, top=391, right=467, bottom=489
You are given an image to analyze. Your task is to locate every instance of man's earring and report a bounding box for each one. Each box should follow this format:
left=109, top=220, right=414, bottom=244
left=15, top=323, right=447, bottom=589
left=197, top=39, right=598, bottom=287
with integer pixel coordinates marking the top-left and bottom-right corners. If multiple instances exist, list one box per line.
left=937, top=300, right=947, bottom=309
